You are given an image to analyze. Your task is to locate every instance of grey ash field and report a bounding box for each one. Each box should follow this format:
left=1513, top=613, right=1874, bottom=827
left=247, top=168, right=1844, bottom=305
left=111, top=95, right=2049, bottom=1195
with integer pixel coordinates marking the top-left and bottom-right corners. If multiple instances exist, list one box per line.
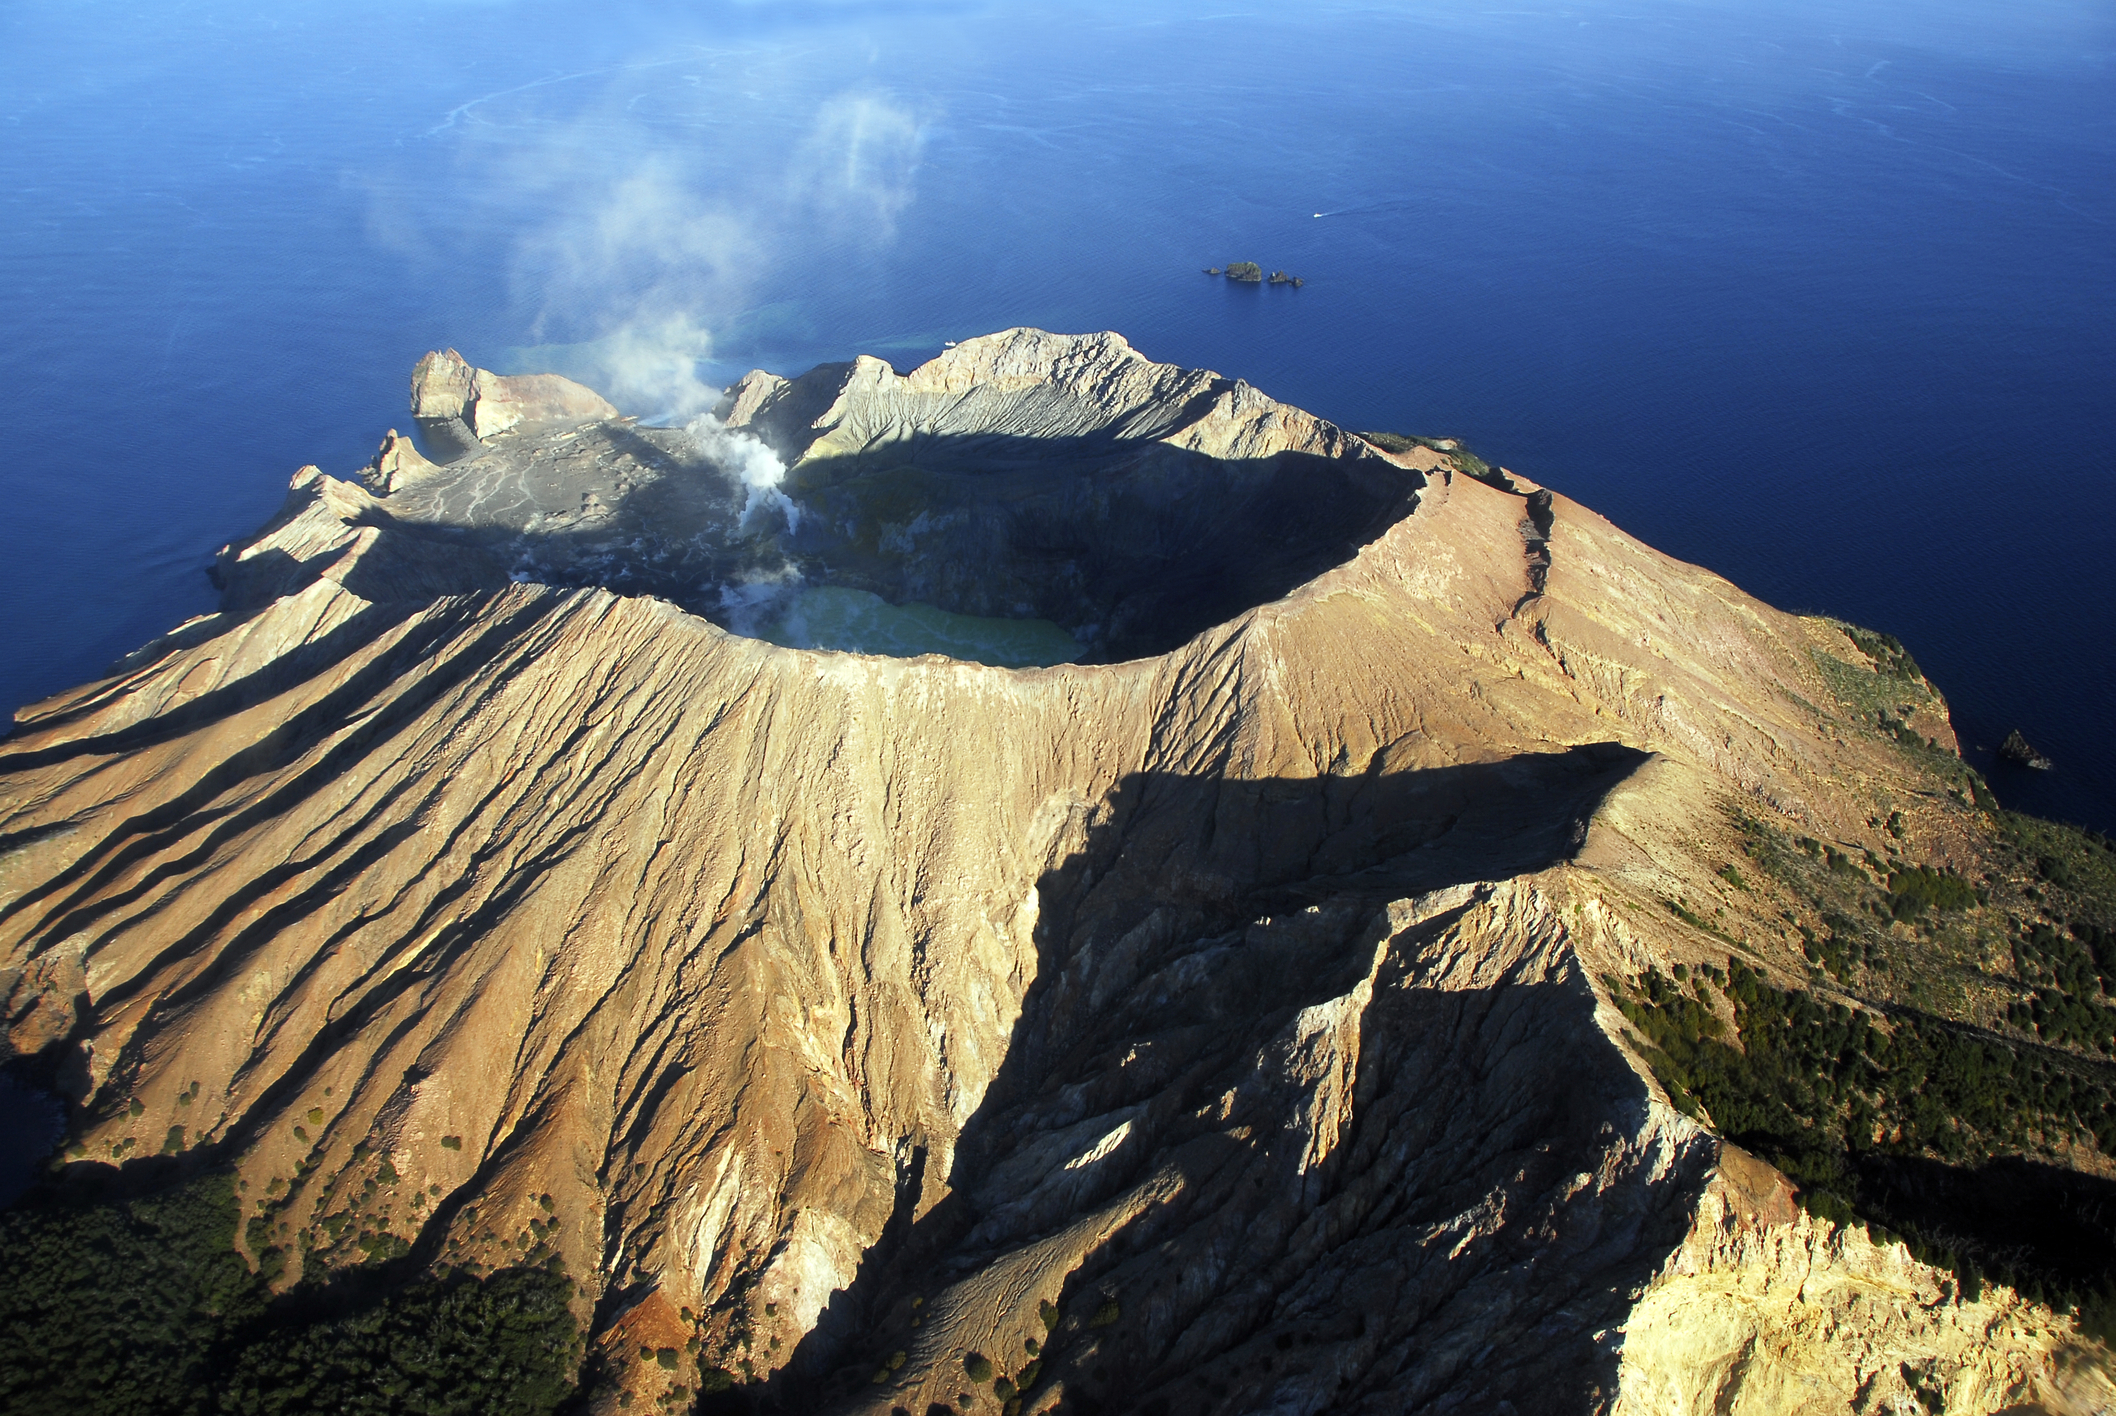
left=4, top=330, right=2116, bottom=1416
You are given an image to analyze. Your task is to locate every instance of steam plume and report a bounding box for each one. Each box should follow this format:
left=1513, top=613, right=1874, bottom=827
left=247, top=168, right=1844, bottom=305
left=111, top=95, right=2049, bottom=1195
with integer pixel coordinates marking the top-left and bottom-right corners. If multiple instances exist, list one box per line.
left=476, top=80, right=929, bottom=420
left=685, top=413, right=799, bottom=535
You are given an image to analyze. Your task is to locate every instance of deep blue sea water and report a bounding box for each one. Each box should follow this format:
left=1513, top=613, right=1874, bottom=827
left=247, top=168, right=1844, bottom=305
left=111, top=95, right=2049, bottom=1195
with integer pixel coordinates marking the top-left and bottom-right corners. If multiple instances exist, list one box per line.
left=2, top=0, right=2111, bottom=827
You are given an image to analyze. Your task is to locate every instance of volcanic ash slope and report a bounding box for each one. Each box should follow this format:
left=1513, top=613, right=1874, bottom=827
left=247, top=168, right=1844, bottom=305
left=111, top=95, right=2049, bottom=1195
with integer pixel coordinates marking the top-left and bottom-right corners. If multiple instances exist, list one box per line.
left=0, top=330, right=2094, bottom=1414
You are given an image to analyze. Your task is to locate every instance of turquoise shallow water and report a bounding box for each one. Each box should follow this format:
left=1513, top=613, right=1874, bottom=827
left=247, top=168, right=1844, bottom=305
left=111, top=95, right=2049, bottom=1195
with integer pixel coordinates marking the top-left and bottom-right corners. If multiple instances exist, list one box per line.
left=758, top=587, right=1084, bottom=669
left=0, top=0, right=2110, bottom=826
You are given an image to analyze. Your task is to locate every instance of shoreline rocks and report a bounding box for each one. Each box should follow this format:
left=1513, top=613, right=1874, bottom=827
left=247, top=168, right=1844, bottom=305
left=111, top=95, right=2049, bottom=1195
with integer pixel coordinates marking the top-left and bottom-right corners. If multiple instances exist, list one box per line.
left=2000, top=728, right=2055, bottom=770
left=1204, top=261, right=1303, bottom=287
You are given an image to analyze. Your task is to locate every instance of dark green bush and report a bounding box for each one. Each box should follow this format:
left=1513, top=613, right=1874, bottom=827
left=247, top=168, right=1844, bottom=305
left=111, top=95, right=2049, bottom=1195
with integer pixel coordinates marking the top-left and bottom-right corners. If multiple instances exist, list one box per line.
left=1843, top=626, right=1924, bottom=681
left=1878, top=712, right=1927, bottom=750
left=0, top=1173, right=264, bottom=1416
left=220, top=1265, right=579, bottom=1415
left=2007, top=920, right=2116, bottom=1052
left=1357, top=430, right=1503, bottom=486
left=0, top=1172, right=580, bottom=1416
left=1799, top=918, right=1867, bottom=982
left=963, top=1353, right=993, bottom=1383
left=1887, top=866, right=1977, bottom=918
left=1663, top=897, right=1737, bottom=944
left=1613, top=963, right=2116, bottom=1309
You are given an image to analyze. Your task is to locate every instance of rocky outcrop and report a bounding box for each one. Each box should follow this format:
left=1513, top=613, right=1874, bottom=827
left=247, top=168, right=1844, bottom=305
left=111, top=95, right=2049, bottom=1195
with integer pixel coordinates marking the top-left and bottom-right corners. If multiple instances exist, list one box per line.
left=2001, top=729, right=2054, bottom=771
left=212, top=330, right=1426, bottom=663
left=0, top=330, right=2092, bottom=1413
left=1617, top=1147, right=2110, bottom=1415
left=365, top=427, right=439, bottom=495
left=409, top=348, right=619, bottom=462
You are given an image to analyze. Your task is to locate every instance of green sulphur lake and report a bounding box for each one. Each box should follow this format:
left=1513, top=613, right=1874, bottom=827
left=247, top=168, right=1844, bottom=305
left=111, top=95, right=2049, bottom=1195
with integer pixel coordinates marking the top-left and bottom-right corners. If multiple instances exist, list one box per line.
left=757, top=587, right=1084, bottom=669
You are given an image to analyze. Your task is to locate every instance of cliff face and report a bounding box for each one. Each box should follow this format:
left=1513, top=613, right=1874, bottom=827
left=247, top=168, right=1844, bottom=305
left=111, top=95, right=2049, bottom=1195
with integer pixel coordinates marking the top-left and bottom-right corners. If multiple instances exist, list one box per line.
left=0, top=331, right=2098, bottom=1413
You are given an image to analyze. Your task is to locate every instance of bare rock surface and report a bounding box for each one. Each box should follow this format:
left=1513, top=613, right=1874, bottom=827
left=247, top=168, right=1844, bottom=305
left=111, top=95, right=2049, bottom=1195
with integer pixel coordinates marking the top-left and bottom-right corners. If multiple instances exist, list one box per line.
left=410, top=347, right=620, bottom=460
left=1619, top=1146, right=2113, bottom=1414
left=0, top=330, right=2099, bottom=1414
left=2001, top=729, right=2055, bottom=772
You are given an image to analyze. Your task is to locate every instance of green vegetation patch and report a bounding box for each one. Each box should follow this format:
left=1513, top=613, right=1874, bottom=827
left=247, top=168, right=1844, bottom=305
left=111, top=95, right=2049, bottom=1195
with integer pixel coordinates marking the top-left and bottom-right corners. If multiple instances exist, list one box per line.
left=1356, top=430, right=1507, bottom=489
left=1804, top=631, right=1995, bottom=813
left=1840, top=624, right=1925, bottom=682
left=1798, top=913, right=1872, bottom=983
left=2001, top=812, right=2116, bottom=909
left=1808, top=636, right=1947, bottom=757
left=1612, top=963, right=2116, bottom=1329
left=1876, top=710, right=1937, bottom=752
left=1886, top=865, right=1979, bottom=920
left=2007, top=921, right=2116, bottom=1053
left=221, top=1267, right=581, bottom=1415
left=1661, top=896, right=1749, bottom=952
left=1729, top=805, right=1989, bottom=996
left=0, top=1172, right=580, bottom=1416
left=0, top=1173, right=265, bottom=1414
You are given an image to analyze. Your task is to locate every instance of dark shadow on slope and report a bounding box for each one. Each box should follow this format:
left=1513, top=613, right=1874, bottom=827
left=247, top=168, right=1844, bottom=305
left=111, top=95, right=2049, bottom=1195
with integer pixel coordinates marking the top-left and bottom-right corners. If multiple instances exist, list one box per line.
left=214, top=423, right=1424, bottom=667
left=1852, top=1153, right=2116, bottom=1294
left=746, top=742, right=1695, bottom=1416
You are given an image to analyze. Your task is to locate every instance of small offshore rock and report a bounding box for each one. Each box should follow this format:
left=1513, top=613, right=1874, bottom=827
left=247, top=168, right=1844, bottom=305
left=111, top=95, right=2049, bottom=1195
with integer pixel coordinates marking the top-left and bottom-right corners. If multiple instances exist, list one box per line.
left=1999, top=729, right=2054, bottom=770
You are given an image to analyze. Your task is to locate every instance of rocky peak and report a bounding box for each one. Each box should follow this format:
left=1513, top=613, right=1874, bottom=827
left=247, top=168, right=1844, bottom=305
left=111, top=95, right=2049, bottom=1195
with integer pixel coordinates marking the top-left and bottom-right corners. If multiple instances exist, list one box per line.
left=409, top=347, right=619, bottom=462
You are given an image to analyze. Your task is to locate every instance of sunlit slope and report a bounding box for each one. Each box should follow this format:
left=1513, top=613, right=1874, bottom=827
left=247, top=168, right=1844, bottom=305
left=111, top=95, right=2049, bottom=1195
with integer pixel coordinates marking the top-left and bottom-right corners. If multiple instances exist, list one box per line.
left=2, top=332, right=2105, bottom=1414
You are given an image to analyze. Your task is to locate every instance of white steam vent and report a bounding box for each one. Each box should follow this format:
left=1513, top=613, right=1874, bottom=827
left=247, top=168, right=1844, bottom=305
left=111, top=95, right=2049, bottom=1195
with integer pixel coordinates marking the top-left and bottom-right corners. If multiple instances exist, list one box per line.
left=685, top=413, right=800, bottom=535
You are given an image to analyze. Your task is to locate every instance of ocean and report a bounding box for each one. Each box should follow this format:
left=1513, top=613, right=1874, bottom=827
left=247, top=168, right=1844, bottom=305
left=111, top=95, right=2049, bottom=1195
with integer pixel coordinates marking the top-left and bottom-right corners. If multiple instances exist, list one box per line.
left=2, top=0, right=2110, bottom=829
